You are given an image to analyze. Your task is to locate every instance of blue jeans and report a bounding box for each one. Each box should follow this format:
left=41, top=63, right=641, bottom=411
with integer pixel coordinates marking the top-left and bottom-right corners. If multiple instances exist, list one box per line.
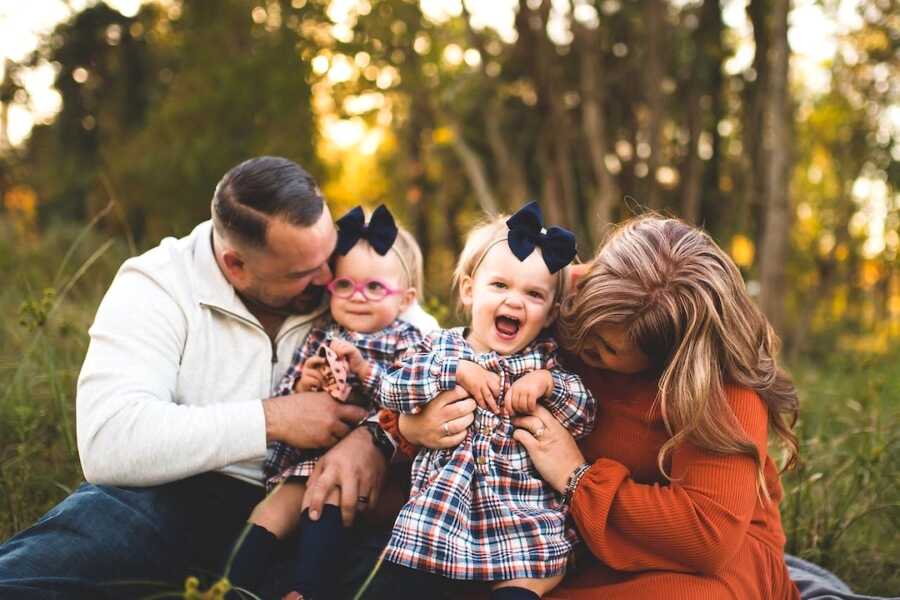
left=0, top=472, right=441, bottom=599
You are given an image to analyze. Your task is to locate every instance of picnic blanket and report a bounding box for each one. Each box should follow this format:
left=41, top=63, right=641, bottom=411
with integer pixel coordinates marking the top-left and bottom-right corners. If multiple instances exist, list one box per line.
left=787, top=554, right=900, bottom=600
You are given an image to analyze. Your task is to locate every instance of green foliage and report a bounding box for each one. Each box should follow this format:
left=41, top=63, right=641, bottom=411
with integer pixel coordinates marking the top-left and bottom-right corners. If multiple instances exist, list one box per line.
left=104, top=0, right=321, bottom=239
left=782, top=351, right=900, bottom=595
left=18, top=288, right=56, bottom=331
left=18, top=0, right=321, bottom=242
left=0, top=215, right=128, bottom=538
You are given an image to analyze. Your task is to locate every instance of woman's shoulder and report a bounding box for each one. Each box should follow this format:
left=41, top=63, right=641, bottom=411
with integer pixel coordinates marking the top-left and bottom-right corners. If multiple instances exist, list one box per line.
left=722, top=383, right=770, bottom=448
left=723, top=384, right=767, bottom=417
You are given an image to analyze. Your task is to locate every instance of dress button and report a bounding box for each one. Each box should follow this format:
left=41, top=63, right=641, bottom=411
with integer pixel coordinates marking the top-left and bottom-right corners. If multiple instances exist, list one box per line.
left=430, top=365, right=440, bottom=376
left=476, top=456, right=487, bottom=466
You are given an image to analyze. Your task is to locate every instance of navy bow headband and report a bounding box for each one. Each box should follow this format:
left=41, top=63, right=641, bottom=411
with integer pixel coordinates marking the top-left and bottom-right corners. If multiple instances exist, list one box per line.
left=335, top=204, right=398, bottom=256
left=505, top=201, right=577, bottom=274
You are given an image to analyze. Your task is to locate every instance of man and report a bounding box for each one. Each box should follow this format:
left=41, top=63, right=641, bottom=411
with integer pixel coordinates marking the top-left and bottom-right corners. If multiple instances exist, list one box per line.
left=0, top=157, right=438, bottom=598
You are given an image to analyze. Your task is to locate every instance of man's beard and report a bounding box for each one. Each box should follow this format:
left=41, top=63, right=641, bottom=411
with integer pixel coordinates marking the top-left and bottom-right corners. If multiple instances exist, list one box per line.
left=240, top=285, right=326, bottom=316
left=288, top=284, right=326, bottom=313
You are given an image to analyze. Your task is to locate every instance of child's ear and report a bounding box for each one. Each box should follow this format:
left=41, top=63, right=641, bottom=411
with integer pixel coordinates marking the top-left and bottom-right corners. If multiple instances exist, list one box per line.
left=399, top=287, right=417, bottom=312
left=458, top=275, right=474, bottom=309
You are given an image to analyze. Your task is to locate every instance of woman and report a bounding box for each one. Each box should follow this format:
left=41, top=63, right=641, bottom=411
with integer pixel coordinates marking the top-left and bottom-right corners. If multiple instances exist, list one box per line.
left=390, top=215, right=801, bottom=599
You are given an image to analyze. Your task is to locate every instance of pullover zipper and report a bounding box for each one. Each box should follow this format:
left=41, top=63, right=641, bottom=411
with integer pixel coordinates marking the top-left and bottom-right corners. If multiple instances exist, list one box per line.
left=201, top=302, right=320, bottom=394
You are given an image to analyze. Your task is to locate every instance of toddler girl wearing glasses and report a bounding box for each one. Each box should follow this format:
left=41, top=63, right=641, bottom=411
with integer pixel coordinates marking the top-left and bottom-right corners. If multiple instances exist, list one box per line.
left=227, top=204, right=425, bottom=600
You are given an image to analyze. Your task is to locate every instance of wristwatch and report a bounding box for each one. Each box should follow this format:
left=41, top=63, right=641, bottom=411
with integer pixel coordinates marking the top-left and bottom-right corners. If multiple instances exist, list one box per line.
left=364, top=421, right=395, bottom=462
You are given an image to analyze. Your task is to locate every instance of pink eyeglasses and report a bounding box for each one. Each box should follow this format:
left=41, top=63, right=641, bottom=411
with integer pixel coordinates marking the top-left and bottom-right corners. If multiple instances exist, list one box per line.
left=326, top=277, right=402, bottom=302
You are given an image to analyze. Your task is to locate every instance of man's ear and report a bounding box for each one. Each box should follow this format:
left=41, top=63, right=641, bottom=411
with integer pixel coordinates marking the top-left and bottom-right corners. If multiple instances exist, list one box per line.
left=458, top=275, right=474, bottom=309
left=399, top=287, right=418, bottom=312
left=221, top=249, right=248, bottom=284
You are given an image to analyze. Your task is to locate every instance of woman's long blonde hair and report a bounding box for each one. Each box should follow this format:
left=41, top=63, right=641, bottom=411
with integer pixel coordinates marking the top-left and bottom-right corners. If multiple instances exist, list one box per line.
left=557, top=215, right=798, bottom=494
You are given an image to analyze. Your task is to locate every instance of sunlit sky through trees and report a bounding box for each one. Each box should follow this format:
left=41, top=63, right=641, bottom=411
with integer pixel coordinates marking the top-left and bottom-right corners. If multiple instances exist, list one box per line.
left=0, top=0, right=881, bottom=146
left=0, top=0, right=896, bottom=261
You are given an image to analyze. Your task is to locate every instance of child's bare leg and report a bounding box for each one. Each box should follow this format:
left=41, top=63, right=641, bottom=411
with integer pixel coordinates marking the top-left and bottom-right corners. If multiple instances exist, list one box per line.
left=491, top=574, right=565, bottom=599
left=249, top=480, right=308, bottom=539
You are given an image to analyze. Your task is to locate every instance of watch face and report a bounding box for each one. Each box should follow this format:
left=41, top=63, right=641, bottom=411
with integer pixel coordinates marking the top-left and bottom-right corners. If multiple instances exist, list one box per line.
left=367, top=424, right=395, bottom=459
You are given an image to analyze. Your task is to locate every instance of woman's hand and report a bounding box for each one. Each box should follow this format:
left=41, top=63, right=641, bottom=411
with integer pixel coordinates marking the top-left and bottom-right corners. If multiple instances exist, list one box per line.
left=513, top=405, right=588, bottom=494
left=398, top=386, right=476, bottom=449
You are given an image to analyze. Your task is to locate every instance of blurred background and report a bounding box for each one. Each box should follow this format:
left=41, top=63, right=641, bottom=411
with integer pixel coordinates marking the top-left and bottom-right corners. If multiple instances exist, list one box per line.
left=1, top=0, right=898, bottom=595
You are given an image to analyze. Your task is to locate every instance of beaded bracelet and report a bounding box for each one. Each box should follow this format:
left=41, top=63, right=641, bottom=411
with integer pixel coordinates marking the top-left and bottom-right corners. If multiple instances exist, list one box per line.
left=563, top=462, right=592, bottom=505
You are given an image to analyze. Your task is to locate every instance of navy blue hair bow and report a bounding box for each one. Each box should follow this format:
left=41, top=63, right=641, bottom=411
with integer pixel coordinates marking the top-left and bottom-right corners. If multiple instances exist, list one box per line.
left=335, top=204, right=398, bottom=256
left=506, top=201, right=577, bottom=274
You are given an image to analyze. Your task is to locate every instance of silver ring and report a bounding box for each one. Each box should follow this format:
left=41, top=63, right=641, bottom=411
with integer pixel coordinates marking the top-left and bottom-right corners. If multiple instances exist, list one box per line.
left=535, top=427, right=546, bottom=439
left=357, top=495, right=369, bottom=504
left=441, top=422, right=451, bottom=437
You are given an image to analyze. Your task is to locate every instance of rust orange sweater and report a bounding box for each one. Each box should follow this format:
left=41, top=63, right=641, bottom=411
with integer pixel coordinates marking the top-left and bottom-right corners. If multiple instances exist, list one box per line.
left=547, top=365, right=800, bottom=599
left=380, top=365, right=800, bottom=599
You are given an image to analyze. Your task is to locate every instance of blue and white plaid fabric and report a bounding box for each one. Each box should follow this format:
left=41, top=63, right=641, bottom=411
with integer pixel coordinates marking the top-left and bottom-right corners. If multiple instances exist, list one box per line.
left=264, top=318, right=422, bottom=487
left=380, top=327, right=596, bottom=581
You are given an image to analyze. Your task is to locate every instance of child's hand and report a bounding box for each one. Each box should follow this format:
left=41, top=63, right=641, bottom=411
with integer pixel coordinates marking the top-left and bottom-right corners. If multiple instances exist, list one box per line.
left=296, top=355, right=327, bottom=392
left=456, top=360, right=501, bottom=414
left=329, top=339, right=371, bottom=380
left=508, top=369, right=553, bottom=415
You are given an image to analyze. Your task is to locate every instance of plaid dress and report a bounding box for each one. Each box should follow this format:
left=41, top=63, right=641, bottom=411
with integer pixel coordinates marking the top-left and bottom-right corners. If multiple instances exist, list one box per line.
left=264, top=318, right=422, bottom=488
left=379, top=327, right=596, bottom=581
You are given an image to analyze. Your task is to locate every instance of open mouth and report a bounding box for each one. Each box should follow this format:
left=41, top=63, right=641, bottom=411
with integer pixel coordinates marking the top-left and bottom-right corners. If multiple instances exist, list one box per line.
left=494, top=315, right=521, bottom=340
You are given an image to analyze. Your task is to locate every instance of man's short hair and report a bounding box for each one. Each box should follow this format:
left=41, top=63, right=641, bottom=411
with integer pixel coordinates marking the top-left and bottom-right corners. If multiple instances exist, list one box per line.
left=211, top=156, right=325, bottom=248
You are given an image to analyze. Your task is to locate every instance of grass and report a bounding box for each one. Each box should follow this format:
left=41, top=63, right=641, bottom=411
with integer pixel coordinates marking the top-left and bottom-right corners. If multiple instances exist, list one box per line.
left=783, top=352, right=900, bottom=595
left=1, top=215, right=898, bottom=596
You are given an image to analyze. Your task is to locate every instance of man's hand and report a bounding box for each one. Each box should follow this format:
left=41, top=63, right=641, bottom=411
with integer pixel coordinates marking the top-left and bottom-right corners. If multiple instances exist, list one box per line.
left=456, top=360, right=501, bottom=414
left=263, top=391, right=367, bottom=448
left=302, top=426, right=387, bottom=526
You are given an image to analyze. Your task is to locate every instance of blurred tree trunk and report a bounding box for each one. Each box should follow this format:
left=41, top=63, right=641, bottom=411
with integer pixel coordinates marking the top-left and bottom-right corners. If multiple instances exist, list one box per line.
left=0, top=60, right=14, bottom=152
left=681, top=0, right=724, bottom=226
left=483, top=97, right=529, bottom=211
left=756, top=0, right=792, bottom=334
left=575, top=17, right=620, bottom=242
left=641, top=0, right=666, bottom=210
left=517, top=0, right=577, bottom=228
left=462, top=5, right=528, bottom=211
left=746, top=0, right=770, bottom=244
left=447, top=120, right=499, bottom=214
left=0, top=102, right=8, bottom=153
left=405, top=92, right=434, bottom=268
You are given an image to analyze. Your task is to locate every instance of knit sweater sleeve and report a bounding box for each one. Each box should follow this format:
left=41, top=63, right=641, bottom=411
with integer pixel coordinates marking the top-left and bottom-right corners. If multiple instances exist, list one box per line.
left=569, top=387, right=768, bottom=576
